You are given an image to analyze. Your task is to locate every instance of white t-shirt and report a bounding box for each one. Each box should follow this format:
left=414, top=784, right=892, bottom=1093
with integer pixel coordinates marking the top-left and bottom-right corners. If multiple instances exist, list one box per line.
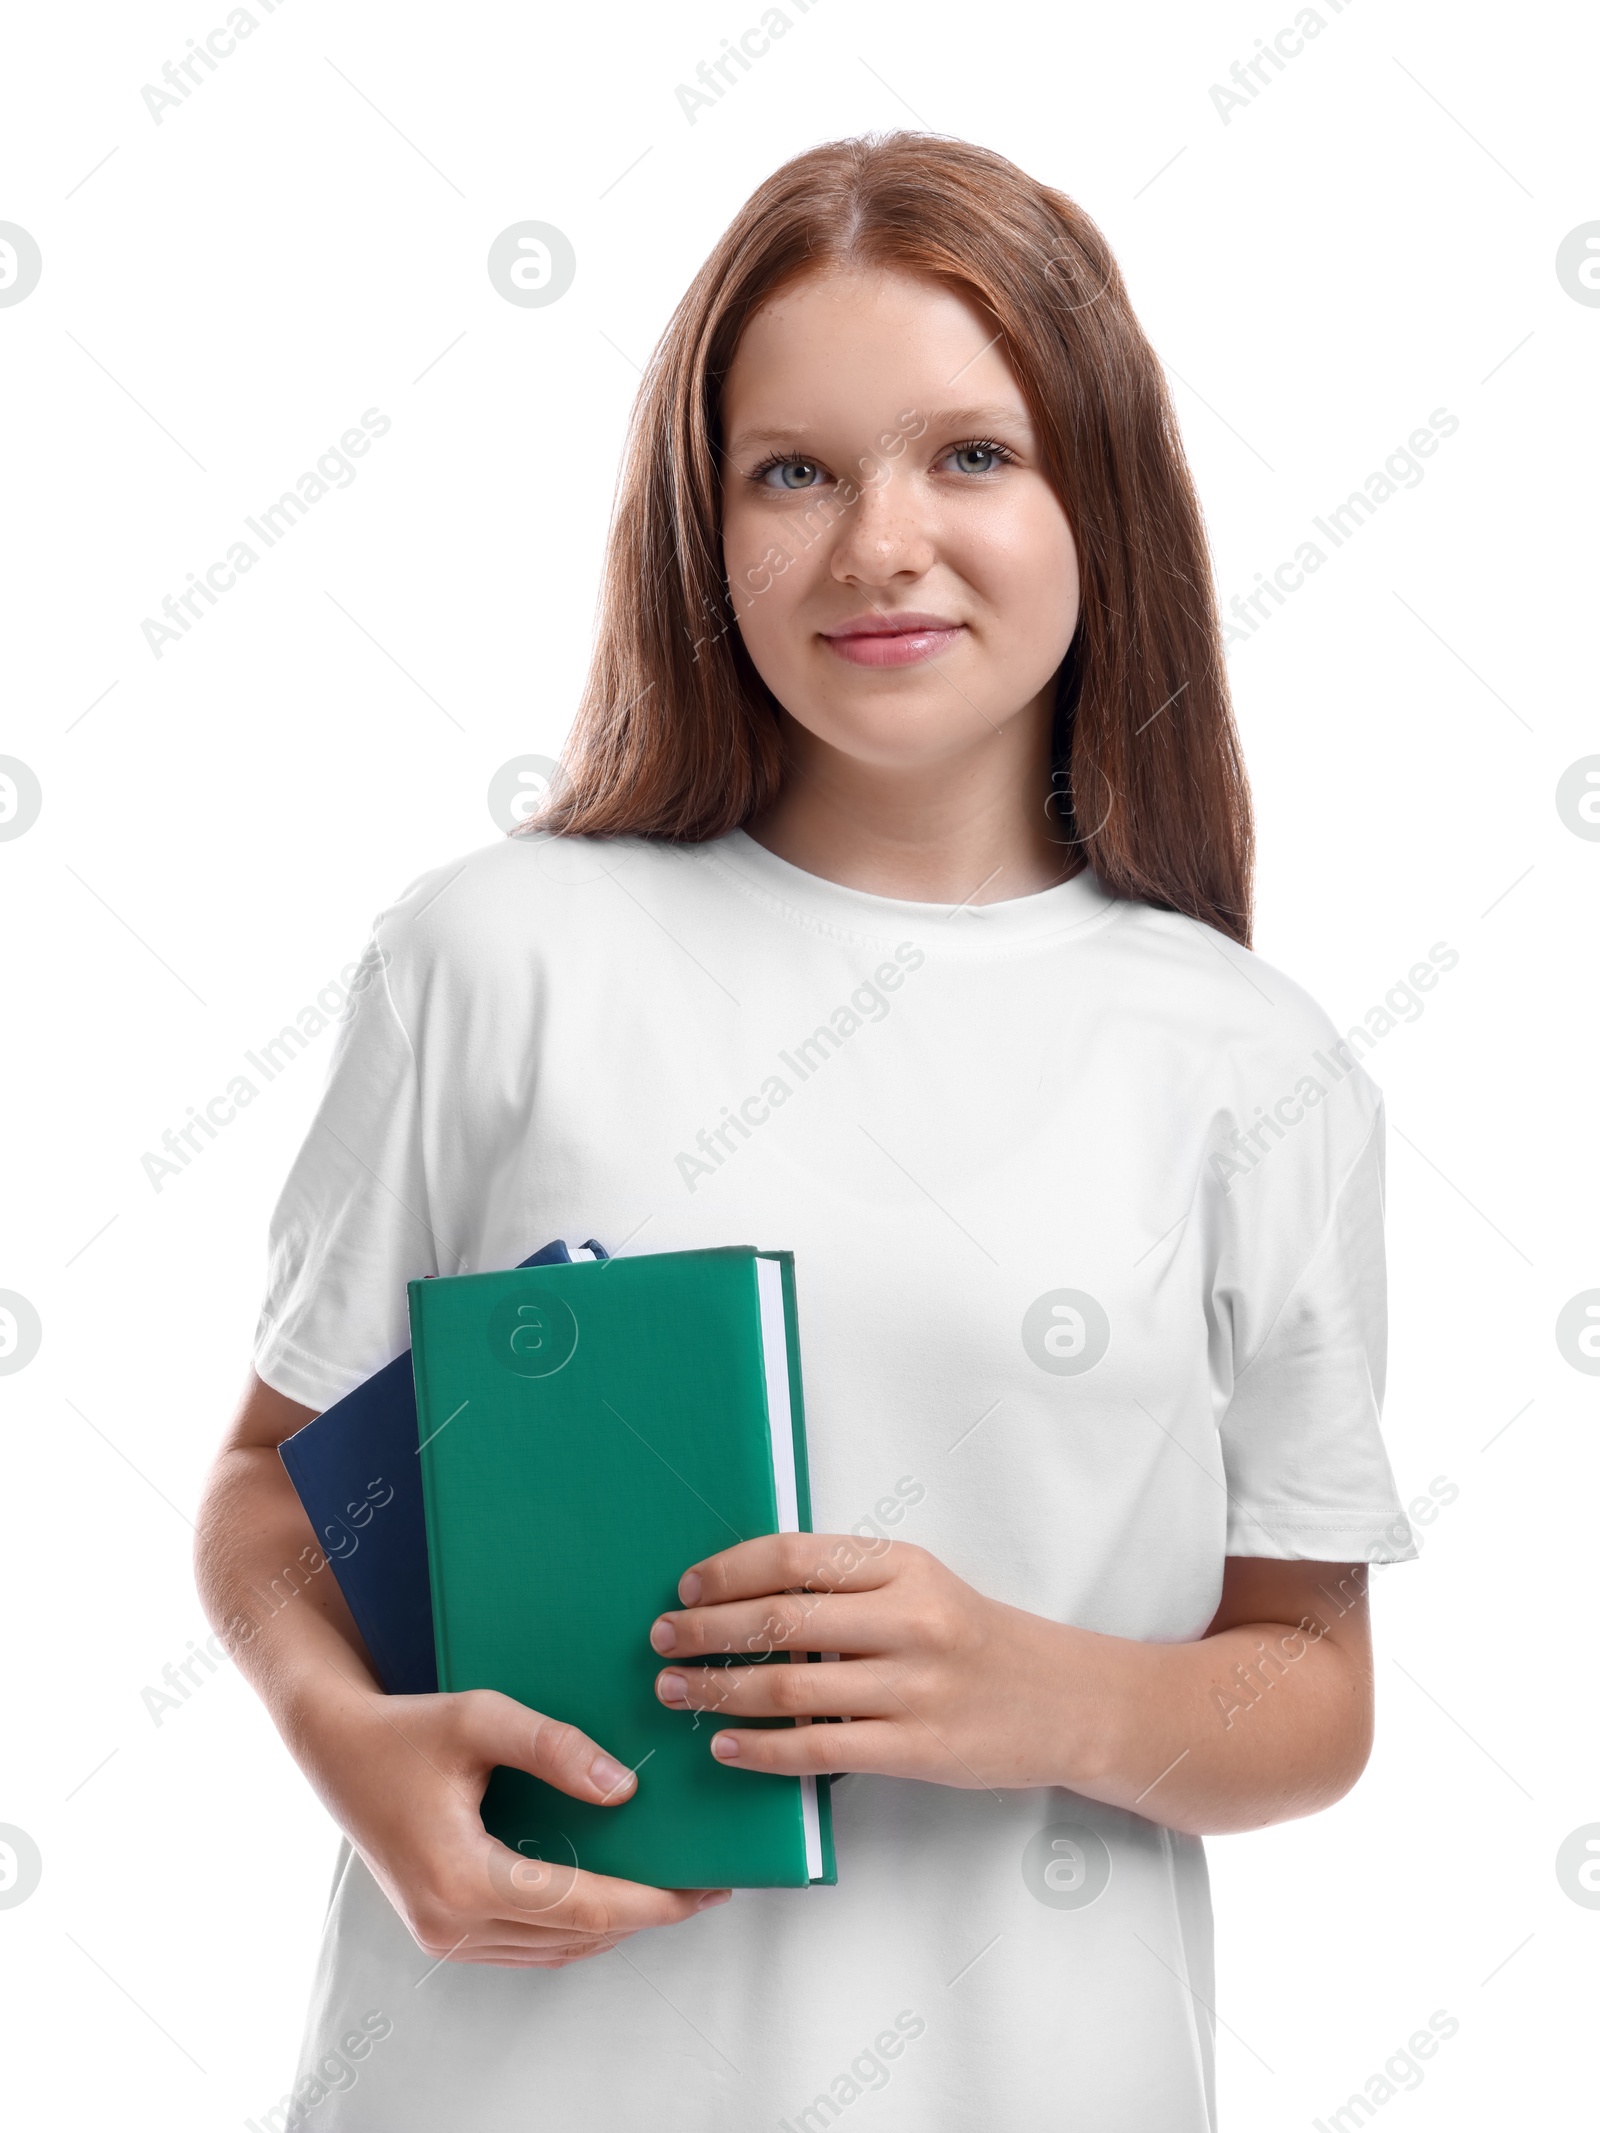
left=253, top=828, right=1416, bottom=2133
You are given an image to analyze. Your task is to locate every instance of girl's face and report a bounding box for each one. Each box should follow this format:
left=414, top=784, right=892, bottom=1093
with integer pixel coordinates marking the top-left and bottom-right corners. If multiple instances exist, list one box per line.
left=719, top=267, right=1080, bottom=775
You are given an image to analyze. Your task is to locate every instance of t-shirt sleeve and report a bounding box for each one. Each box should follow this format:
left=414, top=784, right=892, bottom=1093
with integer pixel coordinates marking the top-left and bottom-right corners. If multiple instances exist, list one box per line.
left=251, top=921, right=440, bottom=1413
left=1210, top=1077, right=1417, bottom=1566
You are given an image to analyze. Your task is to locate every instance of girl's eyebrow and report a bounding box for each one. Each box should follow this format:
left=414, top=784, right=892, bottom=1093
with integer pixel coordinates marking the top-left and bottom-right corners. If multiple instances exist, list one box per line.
left=921, top=404, right=1033, bottom=435
left=726, top=404, right=1033, bottom=454
left=724, top=424, right=819, bottom=452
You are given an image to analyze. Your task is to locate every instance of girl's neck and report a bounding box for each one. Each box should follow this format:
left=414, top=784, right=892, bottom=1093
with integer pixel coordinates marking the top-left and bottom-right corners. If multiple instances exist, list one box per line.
left=744, top=685, right=1080, bottom=907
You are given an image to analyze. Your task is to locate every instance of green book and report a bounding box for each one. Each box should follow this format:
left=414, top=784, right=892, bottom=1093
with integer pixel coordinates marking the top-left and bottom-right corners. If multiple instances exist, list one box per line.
left=410, top=1246, right=837, bottom=1890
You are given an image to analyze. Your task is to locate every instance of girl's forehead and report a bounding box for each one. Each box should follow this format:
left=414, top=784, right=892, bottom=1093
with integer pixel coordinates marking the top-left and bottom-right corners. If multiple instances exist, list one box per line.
left=734, top=264, right=990, bottom=351
left=721, top=269, right=1027, bottom=431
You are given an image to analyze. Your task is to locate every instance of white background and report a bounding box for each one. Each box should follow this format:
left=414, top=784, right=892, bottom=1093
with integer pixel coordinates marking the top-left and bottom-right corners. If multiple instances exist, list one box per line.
left=2, top=0, right=1595, bottom=2125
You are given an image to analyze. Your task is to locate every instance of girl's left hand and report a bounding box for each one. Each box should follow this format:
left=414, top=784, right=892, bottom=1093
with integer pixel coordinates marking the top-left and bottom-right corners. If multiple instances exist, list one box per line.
left=648, top=1533, right=1087, bottom=1791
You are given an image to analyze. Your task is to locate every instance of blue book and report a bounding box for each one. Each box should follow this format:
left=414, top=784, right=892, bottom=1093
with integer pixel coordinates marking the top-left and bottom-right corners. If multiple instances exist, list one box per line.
left=279, top=1239, right=608, bottom=1694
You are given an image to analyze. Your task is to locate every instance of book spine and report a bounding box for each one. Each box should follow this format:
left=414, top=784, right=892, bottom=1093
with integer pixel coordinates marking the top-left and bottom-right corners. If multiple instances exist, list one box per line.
left=771, top=1252, right=837, bottom=1881
left=408, top=1281, right=453, bottom=1692
left=774, top=1252, right=813, bottom=1533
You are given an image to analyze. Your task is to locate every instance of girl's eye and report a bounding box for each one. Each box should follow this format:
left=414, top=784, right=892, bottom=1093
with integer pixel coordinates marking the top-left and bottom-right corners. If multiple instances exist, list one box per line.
left=943, top=439, right=1013, bottom=476
left=750, top=439, right=1014, bottom=488
left=755, top=458, right=825, bottom=490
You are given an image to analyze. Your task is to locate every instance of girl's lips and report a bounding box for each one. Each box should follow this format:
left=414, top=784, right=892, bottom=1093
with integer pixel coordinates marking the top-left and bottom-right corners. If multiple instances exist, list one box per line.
left=821, top=623, right=965, bottom=668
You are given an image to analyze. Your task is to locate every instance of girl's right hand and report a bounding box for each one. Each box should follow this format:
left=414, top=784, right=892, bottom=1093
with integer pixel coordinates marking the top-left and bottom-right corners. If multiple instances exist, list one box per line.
left=297, top=1678, right=731, bottom=1968
left=196, top=1377, right=729, bottom=1972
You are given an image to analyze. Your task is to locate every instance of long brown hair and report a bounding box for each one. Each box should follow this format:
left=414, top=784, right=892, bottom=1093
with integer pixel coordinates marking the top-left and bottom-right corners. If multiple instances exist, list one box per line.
left=529, top=131, right=1254, bottom=946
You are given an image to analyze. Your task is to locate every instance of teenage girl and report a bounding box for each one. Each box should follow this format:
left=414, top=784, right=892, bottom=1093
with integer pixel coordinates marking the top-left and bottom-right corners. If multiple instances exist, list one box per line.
left=198, top=131, right=1415, bottom=2131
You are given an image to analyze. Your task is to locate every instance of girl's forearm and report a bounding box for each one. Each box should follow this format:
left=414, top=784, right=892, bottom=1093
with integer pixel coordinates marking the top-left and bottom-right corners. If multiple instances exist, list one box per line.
left=193, top=1442, right=382, bottom=1742
left=1020, top=1604, right=1374, bottom=1837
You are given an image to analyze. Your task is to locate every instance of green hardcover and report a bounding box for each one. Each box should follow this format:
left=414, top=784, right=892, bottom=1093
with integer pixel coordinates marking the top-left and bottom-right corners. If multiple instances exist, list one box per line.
left=410, top=1246, right=837, bottom=1889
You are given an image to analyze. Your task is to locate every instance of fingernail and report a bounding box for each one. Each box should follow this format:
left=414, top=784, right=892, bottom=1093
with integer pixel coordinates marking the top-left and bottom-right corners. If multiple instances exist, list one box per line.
left=697, top=1889, right=732, bottom=1910
left=678, top=1571, right=702, bottom=1605
left=711, top=1733, right=740, bottom=1760
left=590, top=1754, right=633, bottom=1795
left=649, top=1618, right=677, bottom=1653
left=657, top=1672, right=688, bottom=1705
